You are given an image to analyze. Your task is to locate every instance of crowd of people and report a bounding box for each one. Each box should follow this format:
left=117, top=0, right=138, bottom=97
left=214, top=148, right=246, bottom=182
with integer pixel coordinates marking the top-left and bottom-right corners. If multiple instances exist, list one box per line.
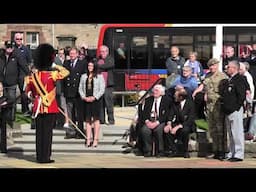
left=0, top=33, right=116, bottom=163
left=128, top=45, right=256, bottom=162
left=2, top=35, right=256, bottom=163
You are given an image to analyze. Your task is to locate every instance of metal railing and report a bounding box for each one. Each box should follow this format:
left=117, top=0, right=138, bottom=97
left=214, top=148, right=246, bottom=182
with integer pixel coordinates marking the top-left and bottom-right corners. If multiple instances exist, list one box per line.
left=129, top=78, right=165, bottom=106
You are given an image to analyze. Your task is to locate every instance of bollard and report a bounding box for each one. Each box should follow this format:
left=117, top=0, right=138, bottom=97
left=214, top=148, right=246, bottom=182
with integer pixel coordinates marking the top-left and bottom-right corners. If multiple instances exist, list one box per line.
left=197, top=129, right=209, bottom=157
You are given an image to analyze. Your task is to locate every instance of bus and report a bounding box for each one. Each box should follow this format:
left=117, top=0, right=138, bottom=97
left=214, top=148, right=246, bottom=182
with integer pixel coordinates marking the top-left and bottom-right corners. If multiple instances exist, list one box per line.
left=97, top=24, right=256, bottom=91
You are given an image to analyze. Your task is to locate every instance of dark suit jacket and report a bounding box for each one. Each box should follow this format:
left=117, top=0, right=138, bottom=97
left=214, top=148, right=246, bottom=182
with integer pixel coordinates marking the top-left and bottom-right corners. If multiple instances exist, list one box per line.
left=97, top=55, right=114, bottom=87
left=221, top=73, right=246, bottom=115
left=0, top=49, right=29, bottom=86
left=169, top=98, right=196, bottom=133
left=142, top=95, right=171, bottom=124
left=63, top=59, right=87, bottom=98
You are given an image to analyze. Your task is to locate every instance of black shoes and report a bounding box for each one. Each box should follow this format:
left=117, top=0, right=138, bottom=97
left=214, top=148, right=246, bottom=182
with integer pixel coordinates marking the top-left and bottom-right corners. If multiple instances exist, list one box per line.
left=166, top=151, right=190, bottom=158
left=156, top=152, right=165, bottom=158
left=144, top=152, right=152, bottom=157
left=134, top=150, right=144, bottom=156
left=228, top=157, right=243, bottom=162
left=64, top=134, right=76, bottom=139
left=183, top=152, right=190, bottom=158
left=165, top=150, right=177, bottom=157
left=108, top=121, right=115, bottom=125
left=75, top=134, right=84, bottom=139
left=206, top=153, right=218, bottom=159
left=206, top=152, right=226, bottom=161
left=37, top=159, right=55, bottom=164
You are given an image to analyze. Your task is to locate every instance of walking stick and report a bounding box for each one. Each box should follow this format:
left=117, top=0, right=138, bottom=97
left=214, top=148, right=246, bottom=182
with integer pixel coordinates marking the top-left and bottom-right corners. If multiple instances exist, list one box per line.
left=58, top=107, right=87, bottom=140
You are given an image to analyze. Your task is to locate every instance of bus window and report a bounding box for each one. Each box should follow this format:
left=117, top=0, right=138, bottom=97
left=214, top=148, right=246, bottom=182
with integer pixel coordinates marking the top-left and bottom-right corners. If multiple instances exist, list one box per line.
left=195, top=45, right=212, bottom=68
left=238, top=34, right=251, bottom=42
left=172, top=35, right=193, bottom=44
left=177, top=45, right=193, bottom=59
left=152, top=35, right=170, bottom=69
left=113, top=35, right=127, bottom=69
left=130, top=36, right=148, bottom=69
left=224, top=34, right=236, bottom=42
left=196, top=35, right=210, bottom=42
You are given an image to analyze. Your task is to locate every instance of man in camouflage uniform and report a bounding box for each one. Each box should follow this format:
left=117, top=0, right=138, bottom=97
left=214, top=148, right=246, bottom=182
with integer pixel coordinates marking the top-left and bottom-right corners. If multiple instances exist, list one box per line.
left=203, top=58, right=228, bottom=160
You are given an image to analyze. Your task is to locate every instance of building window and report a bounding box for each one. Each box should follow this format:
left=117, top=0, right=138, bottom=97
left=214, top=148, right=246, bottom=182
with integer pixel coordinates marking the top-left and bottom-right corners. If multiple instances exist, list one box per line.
left=56, top=35, right=77, bottom=49
left=26, top=32, right=39, bottom=49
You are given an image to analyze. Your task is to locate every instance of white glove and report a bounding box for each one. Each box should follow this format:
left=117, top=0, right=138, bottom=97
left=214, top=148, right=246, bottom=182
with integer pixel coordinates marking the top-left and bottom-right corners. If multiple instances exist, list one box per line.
left=52, top=63, right=57, bottom=68
left=27, top=91, right=33, bottom=100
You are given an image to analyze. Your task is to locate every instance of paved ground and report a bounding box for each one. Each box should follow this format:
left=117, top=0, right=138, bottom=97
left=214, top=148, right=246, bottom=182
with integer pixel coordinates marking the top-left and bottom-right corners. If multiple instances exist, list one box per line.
left=1, top=107, right=256, bottom=168
left=1, top=152, right=256, bottom=168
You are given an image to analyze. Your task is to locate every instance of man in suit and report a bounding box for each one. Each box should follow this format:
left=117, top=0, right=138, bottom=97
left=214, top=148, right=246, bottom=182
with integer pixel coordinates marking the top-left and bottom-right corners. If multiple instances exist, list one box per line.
left=164, top=87, right=195, bottom=158
left=63, top=47, right=87, bottom=139
left=221, top=60, right=246, bottom=162
left=54, top=48, right=68, bottom=129
left=14, top=33, right=32, bottom=116
left=97, top=45, right=115, bottom=125
left=247, top=50, right=256, bottom=99
left=223, top=46, right=239, bottom=72
left=140, top=84, right=171, bottom=157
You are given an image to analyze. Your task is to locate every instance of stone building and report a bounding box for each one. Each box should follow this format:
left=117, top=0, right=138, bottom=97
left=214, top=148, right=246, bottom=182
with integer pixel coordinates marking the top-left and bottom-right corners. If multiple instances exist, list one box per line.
left=0, top=24, right=102, bottom=50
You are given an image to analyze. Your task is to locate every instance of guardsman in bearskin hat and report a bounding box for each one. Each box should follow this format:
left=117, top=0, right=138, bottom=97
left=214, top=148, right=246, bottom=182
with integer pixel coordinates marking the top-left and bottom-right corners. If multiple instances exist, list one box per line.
left=25, top=44, right=69, bottom=163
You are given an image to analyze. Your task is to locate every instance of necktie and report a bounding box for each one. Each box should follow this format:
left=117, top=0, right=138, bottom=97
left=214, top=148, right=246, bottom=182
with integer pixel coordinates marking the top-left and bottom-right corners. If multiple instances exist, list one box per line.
left=154, top=99, right=158, bottom=118
left=71, top=61, right=74, bottom=68
left=179, top=102, right=182, bottom=111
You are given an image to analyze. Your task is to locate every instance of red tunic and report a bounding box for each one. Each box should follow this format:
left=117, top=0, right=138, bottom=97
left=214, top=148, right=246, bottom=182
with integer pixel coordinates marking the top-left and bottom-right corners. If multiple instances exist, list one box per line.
left=25, top=65, right=69, bottom=114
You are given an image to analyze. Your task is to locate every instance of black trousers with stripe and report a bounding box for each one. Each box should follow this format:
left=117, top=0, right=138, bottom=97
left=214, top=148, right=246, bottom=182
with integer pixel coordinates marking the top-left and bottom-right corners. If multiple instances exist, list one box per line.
left=35, top=113, right=56, bottom=162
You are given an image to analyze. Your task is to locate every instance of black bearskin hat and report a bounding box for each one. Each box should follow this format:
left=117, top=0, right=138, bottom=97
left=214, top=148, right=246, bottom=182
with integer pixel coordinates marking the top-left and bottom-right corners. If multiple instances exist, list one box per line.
left=33, top=43, right=55, bottom=70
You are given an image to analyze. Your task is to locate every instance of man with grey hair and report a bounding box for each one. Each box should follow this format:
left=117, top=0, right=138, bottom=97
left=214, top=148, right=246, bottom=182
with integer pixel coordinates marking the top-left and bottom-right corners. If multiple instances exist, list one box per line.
left=140, top=84, right=171, bottom=157
left=220, top=60, right=246, bottom=162
left=169, top=66, right=198, bottom=96
left=14, top=33, right=32, bottom=116
left=97, top=45, right=115, bottom=125
left=165, top=46, right=185, bottom=76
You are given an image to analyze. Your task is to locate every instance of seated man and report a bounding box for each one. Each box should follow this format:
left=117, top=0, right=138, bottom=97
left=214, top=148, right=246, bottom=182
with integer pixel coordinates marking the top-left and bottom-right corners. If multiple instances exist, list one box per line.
left=140, top=84, right=171, bottom=157
left=169, top=66, right=198, bottom=96
left=164, top=87, right=196, bottom=158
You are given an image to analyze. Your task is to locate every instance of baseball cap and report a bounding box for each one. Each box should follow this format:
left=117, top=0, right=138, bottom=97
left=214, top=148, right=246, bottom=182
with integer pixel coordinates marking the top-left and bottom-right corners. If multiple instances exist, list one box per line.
left=4, top=40, right=15, bottom=48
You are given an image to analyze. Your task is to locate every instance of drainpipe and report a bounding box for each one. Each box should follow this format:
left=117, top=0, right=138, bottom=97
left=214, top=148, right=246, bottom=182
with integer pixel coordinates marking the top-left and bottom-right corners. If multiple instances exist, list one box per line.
left=214, top=24, right=223, bottom=71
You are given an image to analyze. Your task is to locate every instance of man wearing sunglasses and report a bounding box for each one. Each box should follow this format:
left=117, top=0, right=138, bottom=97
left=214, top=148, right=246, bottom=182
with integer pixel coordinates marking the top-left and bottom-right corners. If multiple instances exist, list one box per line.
left=0, top=40, right=29, bottom=144
left=14, top=33, right=32, bottom=117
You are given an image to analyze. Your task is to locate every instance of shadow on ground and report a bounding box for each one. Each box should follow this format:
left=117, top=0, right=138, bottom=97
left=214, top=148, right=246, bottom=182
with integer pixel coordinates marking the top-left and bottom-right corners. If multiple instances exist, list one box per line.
left=5, top=147, right=37, bottom=163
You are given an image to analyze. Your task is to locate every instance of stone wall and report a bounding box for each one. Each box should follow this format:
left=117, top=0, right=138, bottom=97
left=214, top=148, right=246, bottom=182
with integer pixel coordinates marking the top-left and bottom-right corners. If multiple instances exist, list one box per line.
left=0, top=24, right=102, bottom=49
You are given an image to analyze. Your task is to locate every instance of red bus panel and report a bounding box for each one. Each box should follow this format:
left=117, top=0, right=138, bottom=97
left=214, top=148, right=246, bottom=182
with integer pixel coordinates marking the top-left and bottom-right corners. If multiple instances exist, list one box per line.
left=125, top=74, right=160, bottom=91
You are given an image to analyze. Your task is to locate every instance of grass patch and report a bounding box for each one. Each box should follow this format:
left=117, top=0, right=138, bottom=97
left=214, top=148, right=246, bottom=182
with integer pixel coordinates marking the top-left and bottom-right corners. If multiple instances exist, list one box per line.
left=15, top=111, right=31, bottom=124
left=195, top=119, right=208, bottom=131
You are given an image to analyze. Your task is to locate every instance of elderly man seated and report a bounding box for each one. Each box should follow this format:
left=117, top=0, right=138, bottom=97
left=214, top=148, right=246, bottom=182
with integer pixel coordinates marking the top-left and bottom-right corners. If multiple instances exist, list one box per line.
left=164, top=87, right=196, bottom=158
left=140, top=84, right=172, bottom=157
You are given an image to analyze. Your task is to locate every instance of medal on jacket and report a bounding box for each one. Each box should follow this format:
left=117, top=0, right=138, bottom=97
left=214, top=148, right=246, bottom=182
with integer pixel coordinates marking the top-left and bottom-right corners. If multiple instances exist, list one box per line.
left=228, top=86, right=232, bottom=92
